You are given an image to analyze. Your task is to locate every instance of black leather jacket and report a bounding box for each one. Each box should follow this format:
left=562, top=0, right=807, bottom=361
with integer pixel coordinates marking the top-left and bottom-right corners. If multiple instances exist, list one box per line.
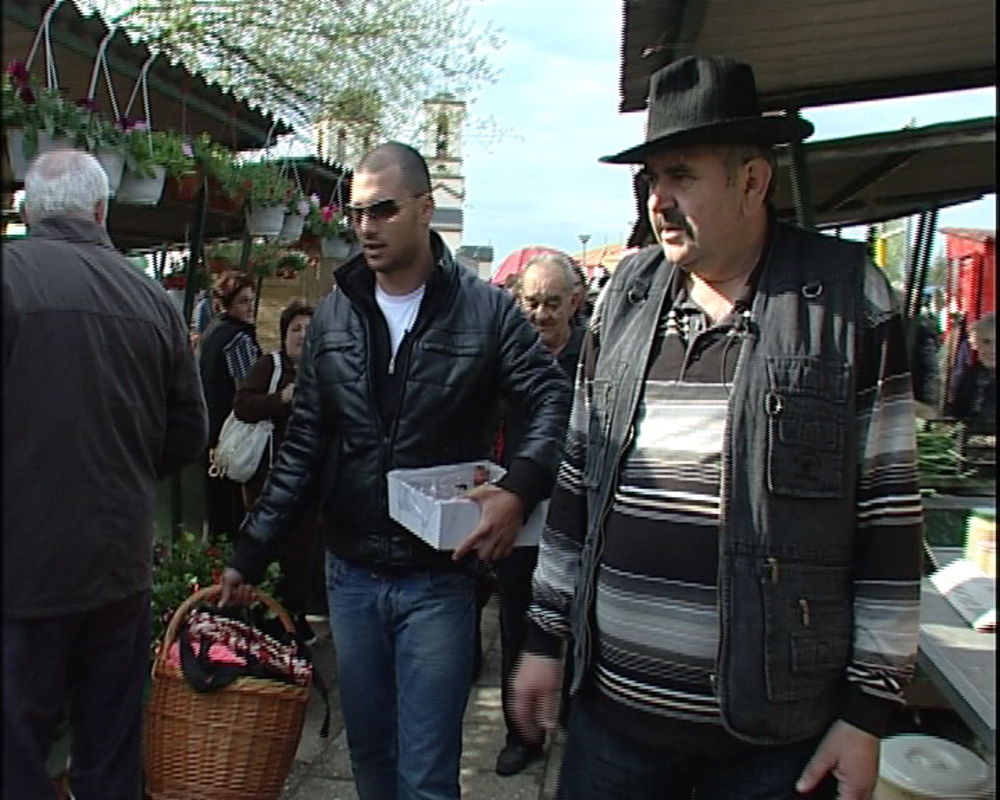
left=231, top=234, right=571, bottom=579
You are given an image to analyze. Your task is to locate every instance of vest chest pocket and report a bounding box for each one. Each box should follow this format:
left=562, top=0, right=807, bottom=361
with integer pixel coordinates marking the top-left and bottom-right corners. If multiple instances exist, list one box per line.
left=764, top=357, right=850, bottom=499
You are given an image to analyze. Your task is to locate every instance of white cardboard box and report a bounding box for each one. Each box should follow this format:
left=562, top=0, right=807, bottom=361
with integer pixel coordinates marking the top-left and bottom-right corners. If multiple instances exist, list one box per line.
left=387, top=461, right=548, bottom=550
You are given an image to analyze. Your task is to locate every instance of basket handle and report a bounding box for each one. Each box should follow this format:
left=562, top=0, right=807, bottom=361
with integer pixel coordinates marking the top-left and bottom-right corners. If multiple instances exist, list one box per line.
left=154, top=584, right=295, bottom=670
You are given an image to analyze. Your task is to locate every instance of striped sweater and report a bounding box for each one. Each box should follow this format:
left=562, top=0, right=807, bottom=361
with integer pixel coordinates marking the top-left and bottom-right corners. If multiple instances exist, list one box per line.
left=525, top=261, right=923, bottom=752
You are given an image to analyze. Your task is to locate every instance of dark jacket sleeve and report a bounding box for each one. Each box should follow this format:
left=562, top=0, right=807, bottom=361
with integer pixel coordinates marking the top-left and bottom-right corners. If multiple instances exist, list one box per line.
left=157, top=304, right=209, bottom=479
left=233, top=354, right=285, bottom=423
left=228, top=329, right=328, bottom=583
left=492, top=296, right=573, bottom=513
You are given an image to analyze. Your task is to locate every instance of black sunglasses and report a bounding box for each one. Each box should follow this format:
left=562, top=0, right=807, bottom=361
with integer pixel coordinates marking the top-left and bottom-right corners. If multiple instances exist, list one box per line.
left=346, top=192, right=427, bottom=226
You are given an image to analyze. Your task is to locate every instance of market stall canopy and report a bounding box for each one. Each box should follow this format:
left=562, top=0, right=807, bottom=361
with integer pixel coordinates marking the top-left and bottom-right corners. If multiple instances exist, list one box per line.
left=2, top=0, right=288, bottom=150
left=618, top=0, right=996, bottom=113
left=627, top=117, right=997, bottom=245
left=772, top=116, right=996, bottom=230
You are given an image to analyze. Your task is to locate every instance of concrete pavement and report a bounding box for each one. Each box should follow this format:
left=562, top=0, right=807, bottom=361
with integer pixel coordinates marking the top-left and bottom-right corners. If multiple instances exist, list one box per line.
left=280, top=595, right=565, bottom=799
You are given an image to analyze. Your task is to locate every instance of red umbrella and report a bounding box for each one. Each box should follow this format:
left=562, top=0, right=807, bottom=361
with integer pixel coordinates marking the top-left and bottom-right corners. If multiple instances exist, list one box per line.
left=490, top=245, right=565, bottom=286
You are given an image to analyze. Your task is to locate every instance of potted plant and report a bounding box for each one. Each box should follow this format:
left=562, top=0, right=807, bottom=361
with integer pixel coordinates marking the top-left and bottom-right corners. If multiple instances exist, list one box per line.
left=117, top=127, right=194, bottom=206
left=192, top=133, right=245, bottom=215
left=241, top=160, right=294, bottom=237
left=2, top=62, right=86, bottom=181
left=278, top=190, right=310, bottom=244
left=204, top=240, right=242, bottom=274
left=74, top=99, right=128, bottom=195
left=305, top=197, right=356, bottom=259
left=163, top=138, right=202, bottom=203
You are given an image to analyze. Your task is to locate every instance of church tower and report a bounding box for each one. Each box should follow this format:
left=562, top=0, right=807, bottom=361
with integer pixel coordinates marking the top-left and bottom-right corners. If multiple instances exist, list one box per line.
left=421, top=93, right=466, bottom=252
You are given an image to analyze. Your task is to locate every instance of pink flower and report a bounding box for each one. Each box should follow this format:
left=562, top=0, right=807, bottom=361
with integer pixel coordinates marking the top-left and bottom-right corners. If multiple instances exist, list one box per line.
left=182, top=141, right=194, bottom=157
left=320, top=206, right=335, bottom=223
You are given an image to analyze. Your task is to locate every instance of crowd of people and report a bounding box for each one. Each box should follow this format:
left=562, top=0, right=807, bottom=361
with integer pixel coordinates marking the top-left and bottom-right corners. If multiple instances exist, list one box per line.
left=5, top=53, right=970, bottom=800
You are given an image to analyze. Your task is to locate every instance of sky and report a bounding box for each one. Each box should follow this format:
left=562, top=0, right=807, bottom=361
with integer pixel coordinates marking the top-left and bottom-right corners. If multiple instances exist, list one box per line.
left=459, top=0, right=996, bottom=271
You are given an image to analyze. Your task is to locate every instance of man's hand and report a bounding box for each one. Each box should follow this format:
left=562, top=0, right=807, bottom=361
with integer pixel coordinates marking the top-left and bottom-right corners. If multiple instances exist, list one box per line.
left=511, top=653, right=562, bottom=744
left=796, top=719, right=880, bottom=800
left=453, top=484, right=525, bottom=562
left=218, top=566, right=256, bottom=608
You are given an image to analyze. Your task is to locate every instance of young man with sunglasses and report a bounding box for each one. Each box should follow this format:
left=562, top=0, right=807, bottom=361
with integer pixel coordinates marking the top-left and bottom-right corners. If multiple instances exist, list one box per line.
left=222, top=141, right=571, bottom=800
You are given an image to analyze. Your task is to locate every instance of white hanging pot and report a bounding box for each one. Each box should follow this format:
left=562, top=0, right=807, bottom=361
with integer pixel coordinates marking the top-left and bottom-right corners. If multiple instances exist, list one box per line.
left=37, top=131, right=75, bottom=154
left=246, top=204, right=286, bottom=237
left=116, top=164, right=167, bottom=206
left=5, top=128, right=31, bottom=181
left=94, top=149, right=126, bottom=196
left=321, top=236, right=351, bottom=259
left=277, top=212, right=306, bottom=243
left=5, top=129, right=75, bottom=181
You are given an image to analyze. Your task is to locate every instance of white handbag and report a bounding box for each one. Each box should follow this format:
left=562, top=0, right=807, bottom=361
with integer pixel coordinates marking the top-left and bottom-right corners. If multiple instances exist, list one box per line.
left=208, top=352, right=283, bottom=483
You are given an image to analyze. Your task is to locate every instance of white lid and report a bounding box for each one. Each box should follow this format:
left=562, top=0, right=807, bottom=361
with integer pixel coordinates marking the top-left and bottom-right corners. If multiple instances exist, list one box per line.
left=880, top=735, right=991, bottom=797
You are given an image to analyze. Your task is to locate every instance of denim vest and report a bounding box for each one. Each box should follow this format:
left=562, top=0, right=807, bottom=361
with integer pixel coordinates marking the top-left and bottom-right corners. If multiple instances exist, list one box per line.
left=573, top=223, right=871, bottom=745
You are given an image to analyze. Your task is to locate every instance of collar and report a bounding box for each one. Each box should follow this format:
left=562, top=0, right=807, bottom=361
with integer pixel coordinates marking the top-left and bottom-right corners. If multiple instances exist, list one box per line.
left=28, top=216, right=116, bottom=251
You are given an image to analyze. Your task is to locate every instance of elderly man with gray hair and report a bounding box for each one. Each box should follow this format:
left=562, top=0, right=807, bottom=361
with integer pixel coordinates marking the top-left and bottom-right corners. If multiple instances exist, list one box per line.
left=492, top=249, right=584, bottom=776
left=3, top=150, right=207, bottom=799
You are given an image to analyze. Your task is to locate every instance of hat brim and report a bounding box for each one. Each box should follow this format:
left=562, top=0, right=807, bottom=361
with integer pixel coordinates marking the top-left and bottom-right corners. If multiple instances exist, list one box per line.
left=599, top=115, right=814, bottom=164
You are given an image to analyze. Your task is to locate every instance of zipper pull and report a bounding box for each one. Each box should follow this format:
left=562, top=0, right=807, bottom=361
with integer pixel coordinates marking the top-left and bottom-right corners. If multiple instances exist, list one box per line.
left=766, top=557, right=779, bottom=584
left=798, top=598, right=811, bottom=627
left=388, top=353, right=396, bottom=375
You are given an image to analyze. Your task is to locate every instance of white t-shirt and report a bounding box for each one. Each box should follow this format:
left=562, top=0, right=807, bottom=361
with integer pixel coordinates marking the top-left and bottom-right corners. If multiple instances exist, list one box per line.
left=376, top=283, right=425, bottom=358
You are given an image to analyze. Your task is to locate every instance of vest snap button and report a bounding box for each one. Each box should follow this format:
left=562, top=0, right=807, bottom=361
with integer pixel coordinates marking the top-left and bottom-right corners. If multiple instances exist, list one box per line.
left=802, top=281, right=823, bottom=299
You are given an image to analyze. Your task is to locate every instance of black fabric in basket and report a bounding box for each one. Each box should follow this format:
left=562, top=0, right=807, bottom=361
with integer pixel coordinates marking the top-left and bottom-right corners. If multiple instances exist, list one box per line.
left=177, top=605, right=331, bottom=736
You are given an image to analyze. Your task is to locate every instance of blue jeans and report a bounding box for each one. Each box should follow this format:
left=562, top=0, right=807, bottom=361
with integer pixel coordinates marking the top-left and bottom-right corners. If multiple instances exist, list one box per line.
left=557, top=702, right=837, bottom=800
left=326, top=554, right=476, bottom=800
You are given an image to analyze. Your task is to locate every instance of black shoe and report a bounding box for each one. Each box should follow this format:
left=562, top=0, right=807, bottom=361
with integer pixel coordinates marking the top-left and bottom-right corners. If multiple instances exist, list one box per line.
left=495, top=741, right=543, bottom=776
left=294, top=615, right=318, bottom=646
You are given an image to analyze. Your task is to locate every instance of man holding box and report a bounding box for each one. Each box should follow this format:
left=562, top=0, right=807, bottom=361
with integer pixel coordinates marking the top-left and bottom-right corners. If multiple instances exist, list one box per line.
left=221, top=142, right=570, bottom=800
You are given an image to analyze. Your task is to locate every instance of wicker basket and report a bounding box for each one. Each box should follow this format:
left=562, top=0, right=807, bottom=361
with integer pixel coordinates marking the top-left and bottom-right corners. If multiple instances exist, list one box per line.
left=144, top=585, right=310, bottom=800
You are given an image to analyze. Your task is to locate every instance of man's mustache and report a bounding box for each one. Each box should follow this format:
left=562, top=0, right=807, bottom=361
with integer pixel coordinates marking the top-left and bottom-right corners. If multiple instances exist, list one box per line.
left=655, top=209, right=693, bottom=237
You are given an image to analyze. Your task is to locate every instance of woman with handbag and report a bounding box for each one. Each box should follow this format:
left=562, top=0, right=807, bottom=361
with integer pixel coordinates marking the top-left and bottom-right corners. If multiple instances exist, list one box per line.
left=198, top=271, right=262, bottom=541
left=234, top=300, right=324, bottom=643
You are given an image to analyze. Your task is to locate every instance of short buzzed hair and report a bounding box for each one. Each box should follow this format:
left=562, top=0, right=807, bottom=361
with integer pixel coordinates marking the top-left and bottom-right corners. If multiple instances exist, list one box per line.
left=357, top=141, right=431, bottom=195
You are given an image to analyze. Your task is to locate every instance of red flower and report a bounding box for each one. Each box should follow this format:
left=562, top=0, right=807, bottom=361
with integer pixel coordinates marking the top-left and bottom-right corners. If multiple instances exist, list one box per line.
left=19, top=86, right=35, bottom=104
left=75, top=97, right=100, bottom=112
left=6, top=60, right=29, bottom=85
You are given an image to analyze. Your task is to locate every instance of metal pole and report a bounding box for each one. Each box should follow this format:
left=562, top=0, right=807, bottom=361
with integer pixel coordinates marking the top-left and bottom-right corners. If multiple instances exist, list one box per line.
left=904, top=211, right=929, bottom=321
left=786, top=108, right=815, bottom=230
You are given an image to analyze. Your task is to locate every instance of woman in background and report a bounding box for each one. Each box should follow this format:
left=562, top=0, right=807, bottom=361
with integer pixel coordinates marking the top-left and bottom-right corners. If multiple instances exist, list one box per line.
left=198, top=271, right=261, bottom=541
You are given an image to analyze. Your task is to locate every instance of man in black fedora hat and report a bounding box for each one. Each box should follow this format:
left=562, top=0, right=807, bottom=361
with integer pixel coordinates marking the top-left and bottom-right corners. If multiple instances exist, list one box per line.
left=513, top=56, right=922, bottom=799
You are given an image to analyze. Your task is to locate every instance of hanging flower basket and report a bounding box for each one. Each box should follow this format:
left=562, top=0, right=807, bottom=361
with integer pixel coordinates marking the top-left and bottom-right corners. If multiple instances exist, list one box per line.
left=4, top=129, right=76, bottom=182
left=94, top=148, right=125, bottom=196
left=245, top=203, right=286, bottom=237
left=116, top=164, right=166, bottom=206
left=207, top=176, right=246, bottom=216
left=321, top=236, right=352, bottom=259
left=164, top=169, right=203, bottom=203
left=277, top=212, right=306, bottom=244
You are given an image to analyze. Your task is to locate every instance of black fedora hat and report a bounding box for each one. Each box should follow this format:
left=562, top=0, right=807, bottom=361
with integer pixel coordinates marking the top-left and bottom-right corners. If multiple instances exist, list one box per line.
left=600, top=56, right=814, bottom=164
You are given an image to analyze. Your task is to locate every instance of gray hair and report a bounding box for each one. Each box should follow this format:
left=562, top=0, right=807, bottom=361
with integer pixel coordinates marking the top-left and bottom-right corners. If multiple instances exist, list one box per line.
left=24, top=149, right=109, bottom=221
left=522, top=251, right=579, bottom=295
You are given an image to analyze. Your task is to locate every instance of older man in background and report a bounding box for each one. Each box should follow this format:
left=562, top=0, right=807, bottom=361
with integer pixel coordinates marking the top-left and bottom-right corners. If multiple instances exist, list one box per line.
left=493, top=250, right=583, bottom=776
left=3, top=149, right=207, bottom=799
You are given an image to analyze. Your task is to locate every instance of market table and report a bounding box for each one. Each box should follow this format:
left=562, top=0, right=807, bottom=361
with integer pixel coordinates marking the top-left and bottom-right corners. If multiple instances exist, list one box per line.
left=919, top=536, right=996, bottom=754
